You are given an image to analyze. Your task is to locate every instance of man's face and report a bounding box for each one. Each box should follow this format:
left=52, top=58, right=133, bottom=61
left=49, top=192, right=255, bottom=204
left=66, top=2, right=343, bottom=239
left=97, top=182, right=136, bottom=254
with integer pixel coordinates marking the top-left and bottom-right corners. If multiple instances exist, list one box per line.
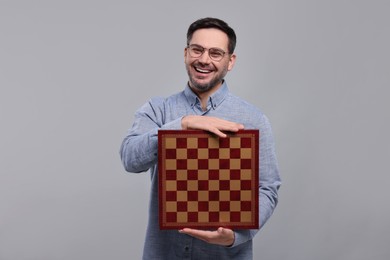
left=184, top=28, right=236, bottom=94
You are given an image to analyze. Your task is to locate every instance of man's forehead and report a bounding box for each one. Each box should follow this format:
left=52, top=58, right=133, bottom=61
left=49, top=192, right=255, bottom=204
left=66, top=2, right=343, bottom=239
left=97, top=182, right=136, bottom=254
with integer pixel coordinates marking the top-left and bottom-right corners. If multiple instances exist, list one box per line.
left=190, top=28, right=229, bottom=49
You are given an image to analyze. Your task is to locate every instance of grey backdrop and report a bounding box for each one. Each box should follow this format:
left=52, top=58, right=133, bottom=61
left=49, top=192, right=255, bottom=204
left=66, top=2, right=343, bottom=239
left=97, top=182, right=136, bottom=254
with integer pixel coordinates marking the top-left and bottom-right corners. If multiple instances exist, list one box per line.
left=1, top=1, right=389, bottom=259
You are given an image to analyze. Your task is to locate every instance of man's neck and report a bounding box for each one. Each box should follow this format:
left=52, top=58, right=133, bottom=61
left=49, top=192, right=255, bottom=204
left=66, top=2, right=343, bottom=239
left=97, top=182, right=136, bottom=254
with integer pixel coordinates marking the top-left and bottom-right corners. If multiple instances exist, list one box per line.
left=189, top=81, right=223, bottom=111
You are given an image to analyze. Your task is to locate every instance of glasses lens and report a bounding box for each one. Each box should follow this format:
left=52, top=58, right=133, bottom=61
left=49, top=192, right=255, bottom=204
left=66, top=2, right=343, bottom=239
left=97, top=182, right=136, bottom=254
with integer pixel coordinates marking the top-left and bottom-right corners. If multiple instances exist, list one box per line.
left=209, top=48, right=224, bottom=61
left=189, top=46, right=204, bottom=58
left=188, top=45, right=226, bottom=61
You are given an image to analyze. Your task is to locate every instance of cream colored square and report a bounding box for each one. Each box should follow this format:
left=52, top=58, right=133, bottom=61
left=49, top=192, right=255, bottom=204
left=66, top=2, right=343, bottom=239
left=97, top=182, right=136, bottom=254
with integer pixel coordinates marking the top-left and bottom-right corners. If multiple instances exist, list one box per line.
left=230, top=180, right=241, bottom=191
left=219, top=191, right=230, bottom=201
left=219, top=170, right=230, bottom=180
left=165, top=181, right=177, bottom=191
left=208, top=180, right=219, bottom=191
left=198, top=170, right=209, bottom=180
left=209, top=201, right=219, bottom=212
left=198, top=191, right=209, bottom=201
left=187, top=159, right=198, bottom=170
left=198, top=212, right=209, bottom=222
left=230, top=159, right=241, bottom=169
left=177, top=191, right=187, bottom=201
left=176, top=170, right=188, bottom=180
left=176, top=149, right=187, bottom=159
left=220, top=212, right=230, bottom=222
left=198, top=149, right=208, bottom=159
left=177, top=212, right=187, bottom=223
left=165, top=202, right=177, bottom=212
left=165, top=159, right=176, bottom=170
left=187, top=201, right=198, bottom=212
left=165, top=138, right=176, bottom=149
left=219, top=149, right=230, bottom=159
left=187, top=180, right=198, bottom=191
left=241, top=191, right=252, bottom=201
left=241, top=212, right=252, bottom=222
left=241, top=170, right=252, bottom=180
left=187, top=138, right=198, bottom=148
left=241, top=148, right=252, bottom=159
left=230, top=137, right=241, bottom=148
left=230, top=201, right=241, bottom=211
left=208, top=159, right=219, bottom=170
left=208, top=137, right=219, bottom=148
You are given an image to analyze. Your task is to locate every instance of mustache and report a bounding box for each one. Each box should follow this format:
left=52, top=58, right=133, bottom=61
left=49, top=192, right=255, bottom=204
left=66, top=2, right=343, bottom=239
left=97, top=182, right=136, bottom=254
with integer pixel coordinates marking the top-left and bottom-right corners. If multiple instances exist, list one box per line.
left=193, top=62, right=214, bottom=70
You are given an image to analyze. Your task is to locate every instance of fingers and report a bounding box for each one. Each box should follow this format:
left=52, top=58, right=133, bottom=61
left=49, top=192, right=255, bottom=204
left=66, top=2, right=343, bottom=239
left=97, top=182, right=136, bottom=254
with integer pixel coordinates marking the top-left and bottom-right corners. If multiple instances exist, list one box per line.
left=178, top=228, right=216, bottom=244
left=178, top=227, right=234, bottom=246
left=217, top=228, right=235, bottom=246
left=181, top=115, right=244, bottom=137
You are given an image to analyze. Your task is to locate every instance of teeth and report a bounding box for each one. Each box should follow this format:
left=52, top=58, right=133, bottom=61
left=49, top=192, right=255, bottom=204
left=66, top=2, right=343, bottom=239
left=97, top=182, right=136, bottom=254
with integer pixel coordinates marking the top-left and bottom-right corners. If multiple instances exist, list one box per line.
left=195, top=67, right=211, bottom=73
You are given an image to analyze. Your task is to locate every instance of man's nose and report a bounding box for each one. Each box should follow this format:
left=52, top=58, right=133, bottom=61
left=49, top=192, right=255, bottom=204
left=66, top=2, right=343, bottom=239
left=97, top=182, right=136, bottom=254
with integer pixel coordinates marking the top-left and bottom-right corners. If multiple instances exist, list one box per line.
left=198, top=50, right=211, bottom=63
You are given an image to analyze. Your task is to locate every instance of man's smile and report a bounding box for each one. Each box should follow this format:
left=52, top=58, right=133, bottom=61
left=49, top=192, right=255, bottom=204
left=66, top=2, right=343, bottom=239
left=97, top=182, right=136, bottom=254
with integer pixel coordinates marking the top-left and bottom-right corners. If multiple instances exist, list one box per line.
left=193, top=64, right=214, bottom=74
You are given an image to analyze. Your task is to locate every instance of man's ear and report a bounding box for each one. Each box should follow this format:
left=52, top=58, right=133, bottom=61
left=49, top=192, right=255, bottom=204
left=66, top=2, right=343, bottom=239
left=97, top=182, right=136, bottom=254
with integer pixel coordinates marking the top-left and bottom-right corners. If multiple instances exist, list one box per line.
left=228, top=53, right=236, bottom=71
left=184, top=47, right=188, bottom=61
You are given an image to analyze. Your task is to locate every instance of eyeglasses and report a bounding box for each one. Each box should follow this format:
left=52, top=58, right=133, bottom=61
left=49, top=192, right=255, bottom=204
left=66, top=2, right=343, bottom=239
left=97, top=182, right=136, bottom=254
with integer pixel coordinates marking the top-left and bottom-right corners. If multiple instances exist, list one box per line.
left=186, top=44, right=227, bottom=61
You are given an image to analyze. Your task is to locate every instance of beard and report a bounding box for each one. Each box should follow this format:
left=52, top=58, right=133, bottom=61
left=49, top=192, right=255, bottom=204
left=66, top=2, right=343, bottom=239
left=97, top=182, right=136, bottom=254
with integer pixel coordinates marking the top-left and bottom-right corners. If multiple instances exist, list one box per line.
left=186, top=61, right=229, bottom=94
left=188, top=74, right=222, bottom=93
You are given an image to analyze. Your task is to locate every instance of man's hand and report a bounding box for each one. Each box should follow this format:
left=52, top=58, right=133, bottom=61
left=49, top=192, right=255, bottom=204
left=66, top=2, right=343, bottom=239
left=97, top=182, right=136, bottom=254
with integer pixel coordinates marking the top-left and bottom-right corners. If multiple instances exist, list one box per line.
left=181, top=115, right=244, bottom=138
left=179, top=227, right=235, bottom=246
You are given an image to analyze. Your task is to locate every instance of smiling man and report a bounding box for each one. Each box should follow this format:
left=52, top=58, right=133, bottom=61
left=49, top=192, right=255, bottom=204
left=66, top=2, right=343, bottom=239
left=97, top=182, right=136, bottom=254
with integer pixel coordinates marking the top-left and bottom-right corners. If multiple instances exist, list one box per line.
left=120, top=17, right=281, bottom=260
left=185, top=27, right=235, bottom=102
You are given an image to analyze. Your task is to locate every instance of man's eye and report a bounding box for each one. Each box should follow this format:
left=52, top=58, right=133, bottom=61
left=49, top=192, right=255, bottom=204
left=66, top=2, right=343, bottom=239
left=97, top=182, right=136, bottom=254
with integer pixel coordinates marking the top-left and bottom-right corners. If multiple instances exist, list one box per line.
left=192, top=48, right=203, bottom=54
left=210, top=51, right=223, bottom=58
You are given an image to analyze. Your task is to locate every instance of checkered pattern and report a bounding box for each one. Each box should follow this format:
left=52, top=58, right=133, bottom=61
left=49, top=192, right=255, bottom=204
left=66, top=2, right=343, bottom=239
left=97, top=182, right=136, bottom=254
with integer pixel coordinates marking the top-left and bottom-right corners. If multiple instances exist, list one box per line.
left=158, top=130, right=259, bottom=230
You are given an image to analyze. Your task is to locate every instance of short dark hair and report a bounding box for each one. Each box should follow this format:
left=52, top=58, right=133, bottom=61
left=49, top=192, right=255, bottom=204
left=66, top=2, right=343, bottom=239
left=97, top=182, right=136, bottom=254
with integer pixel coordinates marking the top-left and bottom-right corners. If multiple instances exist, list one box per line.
left=186, top=17, right=237, bottom=54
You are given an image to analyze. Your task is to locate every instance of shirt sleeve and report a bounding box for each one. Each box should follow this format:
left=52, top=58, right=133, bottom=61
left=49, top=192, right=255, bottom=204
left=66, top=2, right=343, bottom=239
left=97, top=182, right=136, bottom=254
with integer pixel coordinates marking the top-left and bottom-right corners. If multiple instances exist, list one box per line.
left=230, top=114, right=281, bottom=247
left=119, top=97, right=182, bottom=173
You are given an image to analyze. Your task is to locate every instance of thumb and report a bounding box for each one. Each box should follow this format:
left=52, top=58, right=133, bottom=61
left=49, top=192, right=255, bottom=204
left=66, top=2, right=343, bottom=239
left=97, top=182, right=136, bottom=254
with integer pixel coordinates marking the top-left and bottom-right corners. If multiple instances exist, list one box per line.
left=217, top=227, right=226, bottom=234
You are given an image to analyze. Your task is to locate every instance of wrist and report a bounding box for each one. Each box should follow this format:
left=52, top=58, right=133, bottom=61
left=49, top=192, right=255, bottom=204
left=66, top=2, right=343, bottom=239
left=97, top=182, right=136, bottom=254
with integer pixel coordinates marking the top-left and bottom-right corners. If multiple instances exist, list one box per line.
left=181, top=116, right=188, bottom=130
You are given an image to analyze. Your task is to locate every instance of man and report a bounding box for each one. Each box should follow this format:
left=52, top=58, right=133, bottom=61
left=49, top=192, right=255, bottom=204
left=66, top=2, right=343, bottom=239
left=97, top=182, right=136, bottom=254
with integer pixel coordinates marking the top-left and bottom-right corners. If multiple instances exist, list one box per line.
left=120, top=17, right=281, bottom=260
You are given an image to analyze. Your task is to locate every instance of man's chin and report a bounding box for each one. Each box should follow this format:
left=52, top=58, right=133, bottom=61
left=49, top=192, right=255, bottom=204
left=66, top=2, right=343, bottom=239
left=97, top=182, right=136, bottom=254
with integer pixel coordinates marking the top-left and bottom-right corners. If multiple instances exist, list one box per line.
left=190, top=83, right=213, bottom=94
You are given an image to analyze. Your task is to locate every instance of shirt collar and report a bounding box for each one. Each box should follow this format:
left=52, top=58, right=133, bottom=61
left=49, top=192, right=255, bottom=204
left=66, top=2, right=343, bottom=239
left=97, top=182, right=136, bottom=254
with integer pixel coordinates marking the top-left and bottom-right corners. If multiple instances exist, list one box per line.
left=184, top=81, right=229, bottom=110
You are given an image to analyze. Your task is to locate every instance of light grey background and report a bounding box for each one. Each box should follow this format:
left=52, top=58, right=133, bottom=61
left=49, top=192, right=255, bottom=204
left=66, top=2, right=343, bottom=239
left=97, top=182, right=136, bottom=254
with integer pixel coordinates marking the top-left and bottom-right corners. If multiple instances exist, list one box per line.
left=1, top=1, right=389, bottom=259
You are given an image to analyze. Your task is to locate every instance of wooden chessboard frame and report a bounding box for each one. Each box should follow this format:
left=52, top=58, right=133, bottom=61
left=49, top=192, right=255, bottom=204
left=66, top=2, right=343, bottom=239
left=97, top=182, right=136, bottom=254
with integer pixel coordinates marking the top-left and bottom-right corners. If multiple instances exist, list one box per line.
left=158, top=129, right=259, bottom=230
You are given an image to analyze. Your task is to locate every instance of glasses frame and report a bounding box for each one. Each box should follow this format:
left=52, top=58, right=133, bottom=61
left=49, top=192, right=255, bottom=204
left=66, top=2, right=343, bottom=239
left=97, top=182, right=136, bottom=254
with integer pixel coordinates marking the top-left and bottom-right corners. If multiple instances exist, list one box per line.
left=186, top=44, right=228, bottom=62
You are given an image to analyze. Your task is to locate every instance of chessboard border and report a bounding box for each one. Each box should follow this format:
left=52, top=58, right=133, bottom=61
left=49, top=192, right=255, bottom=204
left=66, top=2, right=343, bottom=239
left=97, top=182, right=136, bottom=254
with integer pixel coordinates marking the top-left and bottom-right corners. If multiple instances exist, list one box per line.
left=158, top=129, right=259, bottom=230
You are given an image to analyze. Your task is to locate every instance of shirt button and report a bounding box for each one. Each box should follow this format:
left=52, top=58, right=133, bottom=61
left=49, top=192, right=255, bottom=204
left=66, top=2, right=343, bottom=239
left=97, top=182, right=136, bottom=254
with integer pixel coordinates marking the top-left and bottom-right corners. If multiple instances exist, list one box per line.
left=184, top=246, right=189, bottom=251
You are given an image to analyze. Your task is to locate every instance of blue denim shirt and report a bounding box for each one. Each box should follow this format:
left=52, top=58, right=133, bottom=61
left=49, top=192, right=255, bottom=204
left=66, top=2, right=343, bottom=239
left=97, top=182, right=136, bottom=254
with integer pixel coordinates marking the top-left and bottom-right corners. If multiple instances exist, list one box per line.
left=120, top=82, right=281, bottom=260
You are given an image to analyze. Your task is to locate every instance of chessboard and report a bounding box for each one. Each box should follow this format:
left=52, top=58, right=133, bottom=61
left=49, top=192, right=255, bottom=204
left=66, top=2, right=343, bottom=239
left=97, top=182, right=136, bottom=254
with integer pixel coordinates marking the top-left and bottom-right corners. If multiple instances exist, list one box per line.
left=158, top=129, right=259, bottom=230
